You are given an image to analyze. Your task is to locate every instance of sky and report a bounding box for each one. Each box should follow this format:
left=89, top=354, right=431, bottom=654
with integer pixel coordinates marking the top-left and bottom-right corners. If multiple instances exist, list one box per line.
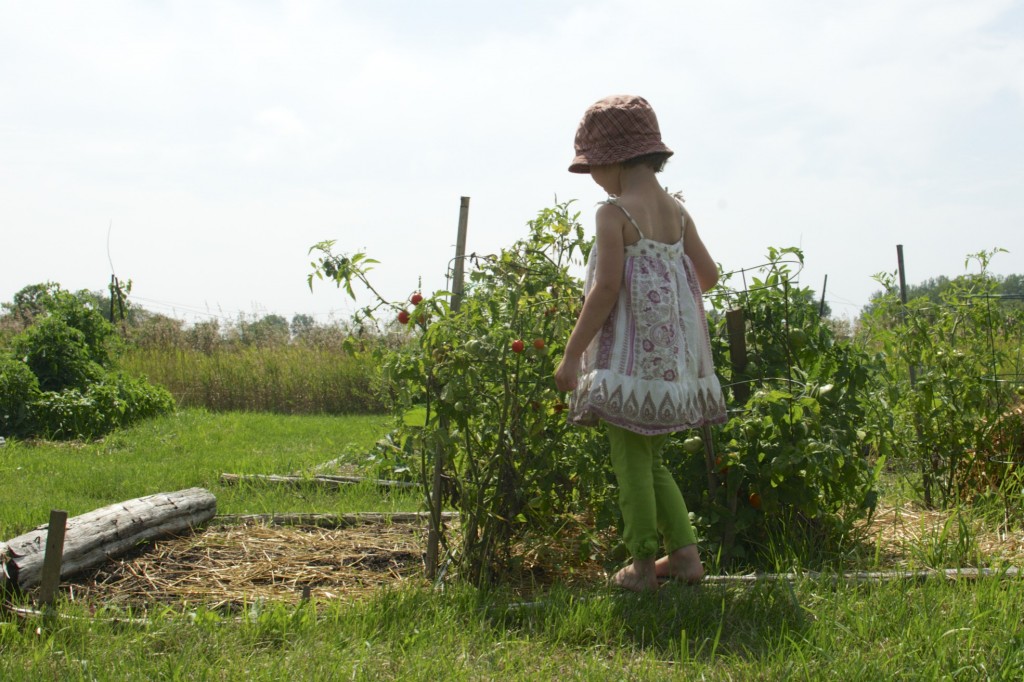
left=2, top=0, right=1022, bottom=327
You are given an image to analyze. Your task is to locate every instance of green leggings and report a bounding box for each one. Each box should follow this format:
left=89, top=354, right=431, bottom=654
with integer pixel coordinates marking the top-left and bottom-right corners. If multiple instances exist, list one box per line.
left=606, top=423, right=697, bottom=559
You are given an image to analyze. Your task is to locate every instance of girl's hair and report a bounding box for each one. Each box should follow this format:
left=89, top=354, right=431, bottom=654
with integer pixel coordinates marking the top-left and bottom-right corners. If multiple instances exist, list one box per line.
left=622, top=152, right=671, bottom=173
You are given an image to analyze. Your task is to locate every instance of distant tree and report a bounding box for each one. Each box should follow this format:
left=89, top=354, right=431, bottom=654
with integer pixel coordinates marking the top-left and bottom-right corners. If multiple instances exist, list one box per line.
left=130, top=314, right=185, bottom=350
left=290, top=313, right=316, bottom=340
left=2, top=282, right=62, bottom=325
left=234, top=314, right=290, bottom=348
left=862, top=272, right=1024, bottom=318
left=185, top=320, right=221, bottom=354
left=1002, top=274, right=1024, bottom=298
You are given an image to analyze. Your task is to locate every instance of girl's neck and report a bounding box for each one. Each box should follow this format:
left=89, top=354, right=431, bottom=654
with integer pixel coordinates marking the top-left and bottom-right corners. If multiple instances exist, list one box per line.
left=615, top=165, right=662, bottom=196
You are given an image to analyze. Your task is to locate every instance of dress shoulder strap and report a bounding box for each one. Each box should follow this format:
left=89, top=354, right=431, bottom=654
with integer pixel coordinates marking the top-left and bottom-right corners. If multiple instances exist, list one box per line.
left=602, top=196, right=645, bottom=240
left=674, top=195, right=686, bottom=246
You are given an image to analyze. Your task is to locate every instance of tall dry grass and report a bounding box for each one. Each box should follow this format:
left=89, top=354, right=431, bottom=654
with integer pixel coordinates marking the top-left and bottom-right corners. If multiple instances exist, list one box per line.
left=118, top=346, right=389, bottom=414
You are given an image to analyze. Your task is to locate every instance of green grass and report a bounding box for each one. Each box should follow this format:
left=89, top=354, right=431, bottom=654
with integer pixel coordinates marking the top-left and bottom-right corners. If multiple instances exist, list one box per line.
left=3, top=410, right=1024, bottom=680
left=0, top=409, right=409, bottom=539
left=3, top=576, right=1024, bottom=679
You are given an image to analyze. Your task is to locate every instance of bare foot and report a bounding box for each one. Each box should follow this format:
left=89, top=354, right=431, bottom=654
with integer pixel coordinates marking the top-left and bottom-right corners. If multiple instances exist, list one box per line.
left=610, top=558, right=659, bottom=593
left=654, top=544, right=705, bottom=585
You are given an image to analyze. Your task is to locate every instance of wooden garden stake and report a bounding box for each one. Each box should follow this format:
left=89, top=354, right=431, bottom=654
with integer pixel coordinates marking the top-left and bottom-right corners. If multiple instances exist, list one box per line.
left=897, top=244, right=932, bottom=507
left=726, top=309, right=749, bottom=404
left=719, top=308, right=749, bottom=566
left=426, top=196, right=470, bottom=580
left=450, top=196, right=470, bottom=314
left=38, top=510, right=68, bottom=607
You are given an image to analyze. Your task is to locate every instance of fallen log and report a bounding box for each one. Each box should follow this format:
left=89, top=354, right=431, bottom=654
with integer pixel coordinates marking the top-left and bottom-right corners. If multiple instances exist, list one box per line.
left=219, top=472, right=419, bottom=490
left=0, top=487, right=216, bottom=592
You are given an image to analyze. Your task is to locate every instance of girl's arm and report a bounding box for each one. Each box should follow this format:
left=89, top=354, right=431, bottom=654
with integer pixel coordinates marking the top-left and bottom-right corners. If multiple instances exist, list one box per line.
left=554, top=204, right=625, bottom=391
left=682, top=207, right=718, bottom=292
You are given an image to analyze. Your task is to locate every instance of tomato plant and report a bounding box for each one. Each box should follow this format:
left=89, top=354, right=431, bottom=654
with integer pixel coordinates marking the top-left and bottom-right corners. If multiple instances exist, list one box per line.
left=310, top=201, right=614, bottom=585
left=859, top=248, right=1024, bottom=509
left=677, top=246, right=881, bottom=566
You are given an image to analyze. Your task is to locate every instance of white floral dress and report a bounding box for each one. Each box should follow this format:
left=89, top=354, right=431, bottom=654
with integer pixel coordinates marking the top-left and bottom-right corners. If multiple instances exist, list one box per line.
left=568, top=197, right=727, bottom=435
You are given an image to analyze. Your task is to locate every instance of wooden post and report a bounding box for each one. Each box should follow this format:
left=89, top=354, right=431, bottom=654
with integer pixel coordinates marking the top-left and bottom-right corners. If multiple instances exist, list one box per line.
left=426, top=197, right=470, bottom=580
left=721, top=308, right=750, bottom=567
left=38, top=510, right=67, bottom=607
left=897, top=245, right=932, bottom=507
left=109, top=275, right=117, bottom=323
left=450, top=197, right=470, bottom=314
left=726, top=309, right=749, bottom=404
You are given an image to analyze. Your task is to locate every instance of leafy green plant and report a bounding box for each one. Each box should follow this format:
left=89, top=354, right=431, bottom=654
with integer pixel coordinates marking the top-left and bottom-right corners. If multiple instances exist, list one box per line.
left=859, top=248, right=1022, bottom=509
left=1, top=285, right=174, bottom=440
left=686, top=247, right=880, bottom=567
left=5, top=282, right=121, bottom=365
left=0, top=354, right=41, bottom=437
left=28, top=372, right=174, bottom=440
left=310, top=210, right=887, bottom=578
left=11, top=316, right=103, bottom=392
left=310, top=201, right=613, bottom=585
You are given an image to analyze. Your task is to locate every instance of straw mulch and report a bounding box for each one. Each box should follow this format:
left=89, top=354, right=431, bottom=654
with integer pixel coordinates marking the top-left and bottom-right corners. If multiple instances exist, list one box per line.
left=54, top=502, right=1024, bottom=612
left=63, top=519, right=429, bottom=611
left=857, top=503, right=1024, bottom=567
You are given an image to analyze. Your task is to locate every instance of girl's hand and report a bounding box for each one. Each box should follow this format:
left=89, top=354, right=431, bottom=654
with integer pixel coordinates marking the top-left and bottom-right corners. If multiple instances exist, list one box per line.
left=554, top=354, right=582, bottom=392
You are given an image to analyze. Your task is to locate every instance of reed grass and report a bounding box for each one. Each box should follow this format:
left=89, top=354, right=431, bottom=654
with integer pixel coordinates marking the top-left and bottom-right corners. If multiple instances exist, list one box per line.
left=117, top=346, right=388, bottom=414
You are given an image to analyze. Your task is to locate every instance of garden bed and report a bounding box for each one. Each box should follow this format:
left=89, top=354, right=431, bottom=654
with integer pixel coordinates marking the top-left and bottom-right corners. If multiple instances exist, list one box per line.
left=49, top=503, right=1024, bottom=612
left=61, top=518, right=430, bottom=611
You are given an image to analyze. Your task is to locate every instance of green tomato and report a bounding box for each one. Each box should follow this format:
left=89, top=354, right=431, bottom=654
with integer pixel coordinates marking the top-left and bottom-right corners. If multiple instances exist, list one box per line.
left=788, top=328, right=808, bottom=350
left=682, top=436, right=704, bottom=454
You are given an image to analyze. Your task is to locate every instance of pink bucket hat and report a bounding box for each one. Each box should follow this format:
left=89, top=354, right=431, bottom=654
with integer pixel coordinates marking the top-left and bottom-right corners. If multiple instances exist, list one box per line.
left=568, top=94, right=673, bottom=173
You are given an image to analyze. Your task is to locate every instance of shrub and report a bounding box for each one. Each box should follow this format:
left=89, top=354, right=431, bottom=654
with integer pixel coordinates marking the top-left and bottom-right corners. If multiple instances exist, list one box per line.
left=2, top=283, right=175, bottom=441
left=0, top=354, right=41, bottom=437
left=31, top=388, right=105, bottom=440
left=11, top=316, right=103, bottom=392
left=30, top=374, right=175, bottom=440
left=4, top=283, right=119, bottom=365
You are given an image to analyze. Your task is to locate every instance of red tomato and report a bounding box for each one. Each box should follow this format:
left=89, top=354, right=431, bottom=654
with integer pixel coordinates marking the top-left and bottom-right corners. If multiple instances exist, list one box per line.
left=511, top=339, right=525, bottom=353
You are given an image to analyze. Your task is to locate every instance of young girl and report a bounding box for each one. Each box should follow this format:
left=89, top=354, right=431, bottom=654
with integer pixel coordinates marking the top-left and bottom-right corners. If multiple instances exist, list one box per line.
left=554, top=94, right=727, bottom=592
